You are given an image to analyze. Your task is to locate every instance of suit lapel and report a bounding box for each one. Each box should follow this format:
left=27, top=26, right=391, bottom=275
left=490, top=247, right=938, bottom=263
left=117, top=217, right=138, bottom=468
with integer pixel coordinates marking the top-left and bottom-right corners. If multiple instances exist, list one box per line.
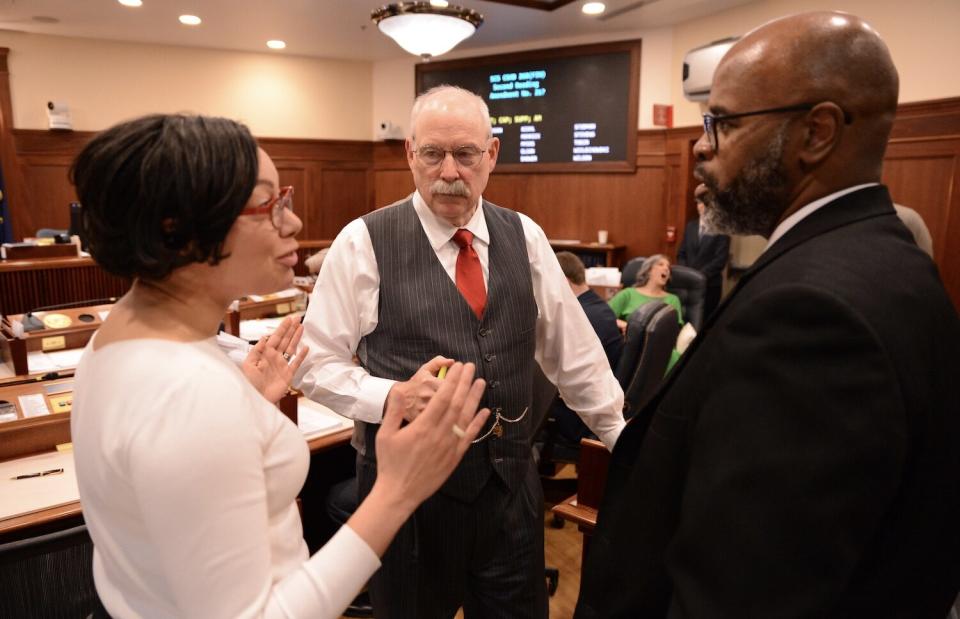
left=617, top=185, right=897, bottom=445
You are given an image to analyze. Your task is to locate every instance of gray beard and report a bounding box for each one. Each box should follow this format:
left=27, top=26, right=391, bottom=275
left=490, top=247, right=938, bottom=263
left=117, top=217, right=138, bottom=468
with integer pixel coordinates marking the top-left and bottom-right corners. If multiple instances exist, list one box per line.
left=697, top=125, right=790, bottom=238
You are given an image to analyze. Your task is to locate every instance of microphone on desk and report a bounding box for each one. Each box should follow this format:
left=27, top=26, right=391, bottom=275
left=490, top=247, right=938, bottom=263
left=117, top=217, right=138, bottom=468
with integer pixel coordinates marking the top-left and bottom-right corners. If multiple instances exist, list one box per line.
left=20, top=297, right=119, bottom=333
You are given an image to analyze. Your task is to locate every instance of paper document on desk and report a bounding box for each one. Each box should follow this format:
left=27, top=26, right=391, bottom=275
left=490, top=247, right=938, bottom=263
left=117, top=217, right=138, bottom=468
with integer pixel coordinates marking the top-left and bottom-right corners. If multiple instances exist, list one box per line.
left=44, top=348, right=85, bottom=370
left=298, top=398, right=352, bottom=439
left=0, top=450, right=79, bottom=521
left=26, top=351, right=59, bottom=374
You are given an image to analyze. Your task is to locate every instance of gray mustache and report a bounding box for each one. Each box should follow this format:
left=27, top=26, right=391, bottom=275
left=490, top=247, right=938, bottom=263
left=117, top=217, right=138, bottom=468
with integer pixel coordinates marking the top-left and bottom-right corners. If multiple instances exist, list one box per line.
left=431, top=179, right=471, bottom=197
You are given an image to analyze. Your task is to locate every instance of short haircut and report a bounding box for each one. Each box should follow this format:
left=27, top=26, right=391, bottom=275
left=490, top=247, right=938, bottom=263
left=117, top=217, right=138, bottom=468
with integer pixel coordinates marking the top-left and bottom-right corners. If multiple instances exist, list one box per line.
left=71, top=114, right=259, bottom=280
left=555, top=251, right=586, bottom=285
left=635, top=254, right=670, bottom=287
left=409, top=85, right=492, bottom=142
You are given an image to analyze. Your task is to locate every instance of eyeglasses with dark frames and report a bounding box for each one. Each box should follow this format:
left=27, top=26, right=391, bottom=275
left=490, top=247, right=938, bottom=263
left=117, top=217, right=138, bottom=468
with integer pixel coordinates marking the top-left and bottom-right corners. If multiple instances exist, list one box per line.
left=702, top=102, right=852, bottom=153
left=413, top=144, right=488, bottom=168
left=241, top=185, right=294, bottom=230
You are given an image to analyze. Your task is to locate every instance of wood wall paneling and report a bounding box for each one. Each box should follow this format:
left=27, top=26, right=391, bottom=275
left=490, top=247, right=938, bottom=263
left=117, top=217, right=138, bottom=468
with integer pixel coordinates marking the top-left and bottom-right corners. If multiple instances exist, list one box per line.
left=1, top=87, right=958, bottom=309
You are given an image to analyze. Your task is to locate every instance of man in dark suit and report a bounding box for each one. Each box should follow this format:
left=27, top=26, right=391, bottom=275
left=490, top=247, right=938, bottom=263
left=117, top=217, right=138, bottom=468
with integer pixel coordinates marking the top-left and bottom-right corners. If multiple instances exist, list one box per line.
left=676, top=193, right=730, bottom=318
left=576, top=11, right=960, bottom=618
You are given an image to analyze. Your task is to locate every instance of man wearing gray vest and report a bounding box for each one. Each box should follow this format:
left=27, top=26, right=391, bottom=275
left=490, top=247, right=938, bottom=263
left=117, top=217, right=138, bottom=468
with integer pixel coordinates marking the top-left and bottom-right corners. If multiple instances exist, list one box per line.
left=296, top=85, right=625, bottom=618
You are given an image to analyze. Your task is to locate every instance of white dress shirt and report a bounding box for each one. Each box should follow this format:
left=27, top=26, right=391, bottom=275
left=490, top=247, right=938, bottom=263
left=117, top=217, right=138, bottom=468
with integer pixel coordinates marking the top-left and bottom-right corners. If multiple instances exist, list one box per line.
left=295, top=191, right=625, bottom=450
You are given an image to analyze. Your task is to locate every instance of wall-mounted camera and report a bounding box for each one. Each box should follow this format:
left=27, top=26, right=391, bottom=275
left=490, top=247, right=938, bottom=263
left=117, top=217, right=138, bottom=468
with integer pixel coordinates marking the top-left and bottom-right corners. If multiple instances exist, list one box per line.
left=376, top=120, right=403, bottom=141
left=46, top=101, right=73, bottom=130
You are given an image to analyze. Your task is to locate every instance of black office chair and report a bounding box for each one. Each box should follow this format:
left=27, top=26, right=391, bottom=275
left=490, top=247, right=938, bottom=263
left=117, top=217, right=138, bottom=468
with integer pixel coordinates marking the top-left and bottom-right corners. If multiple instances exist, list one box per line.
left=613, top=300, right=668, bottom=389
left=620, top=256, right=645, bottom=289
left=667, top=264, right=706, bottom=331
left=537, top=301, right=668, bottom=470
left=620, top=256, right=707, bottom=331
left=0, top=523, right=99, bottom=619
left=621, top=304, right=679, bottom=419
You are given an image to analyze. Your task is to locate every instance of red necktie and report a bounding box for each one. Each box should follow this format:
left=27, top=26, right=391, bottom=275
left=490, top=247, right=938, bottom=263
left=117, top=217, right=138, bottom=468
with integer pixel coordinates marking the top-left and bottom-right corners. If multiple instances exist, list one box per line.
left=452, top=229, right=486, bottom=319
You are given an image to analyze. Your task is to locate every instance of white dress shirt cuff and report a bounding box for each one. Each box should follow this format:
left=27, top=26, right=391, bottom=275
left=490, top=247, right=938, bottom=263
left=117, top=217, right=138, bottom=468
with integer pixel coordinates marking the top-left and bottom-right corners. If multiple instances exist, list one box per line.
left=355, top=374, right=398, bottom=424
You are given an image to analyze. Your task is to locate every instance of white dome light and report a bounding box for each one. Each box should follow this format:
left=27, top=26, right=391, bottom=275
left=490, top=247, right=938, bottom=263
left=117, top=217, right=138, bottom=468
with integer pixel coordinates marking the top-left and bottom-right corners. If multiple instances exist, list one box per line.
left=371, top=3, right=483, bottom=60
left=582, top=2, right=606, bottom=16
left=179, top=14, right=201, bottom=26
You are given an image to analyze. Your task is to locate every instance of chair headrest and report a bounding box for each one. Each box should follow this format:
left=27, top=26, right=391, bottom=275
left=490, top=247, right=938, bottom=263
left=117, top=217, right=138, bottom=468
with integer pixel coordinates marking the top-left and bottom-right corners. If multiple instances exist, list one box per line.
left=666, top=264, right=706, bottom=290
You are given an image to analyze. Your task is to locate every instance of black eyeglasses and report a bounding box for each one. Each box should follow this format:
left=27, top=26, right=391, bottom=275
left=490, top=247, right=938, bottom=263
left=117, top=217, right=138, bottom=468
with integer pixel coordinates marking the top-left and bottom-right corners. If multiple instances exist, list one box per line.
left=413, top=144, right=487, bottom=168
left=702, top=102, right=852, bottom=153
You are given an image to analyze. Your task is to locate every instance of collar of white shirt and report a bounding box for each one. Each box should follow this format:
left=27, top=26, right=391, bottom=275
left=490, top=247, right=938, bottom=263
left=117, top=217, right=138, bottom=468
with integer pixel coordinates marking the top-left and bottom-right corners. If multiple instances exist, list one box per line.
left=764, top=183, right=879, bottom=251
left=412, top=190, right=490, bottom=250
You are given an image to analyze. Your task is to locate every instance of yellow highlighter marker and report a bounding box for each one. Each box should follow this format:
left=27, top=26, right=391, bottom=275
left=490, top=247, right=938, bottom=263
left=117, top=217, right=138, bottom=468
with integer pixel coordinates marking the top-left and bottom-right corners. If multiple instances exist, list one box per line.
left=437, top=366, right=448, bottom=379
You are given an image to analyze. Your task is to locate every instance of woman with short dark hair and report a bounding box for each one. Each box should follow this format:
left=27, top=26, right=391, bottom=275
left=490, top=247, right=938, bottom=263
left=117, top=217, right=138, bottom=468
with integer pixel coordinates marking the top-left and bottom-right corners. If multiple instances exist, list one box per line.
left=70, top=114, right=489, bottom=618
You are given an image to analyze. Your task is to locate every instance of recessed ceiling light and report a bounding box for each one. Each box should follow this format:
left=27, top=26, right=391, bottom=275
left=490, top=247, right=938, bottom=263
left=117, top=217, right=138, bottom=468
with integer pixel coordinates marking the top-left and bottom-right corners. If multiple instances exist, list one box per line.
left=582, top=2, right=605, bottom=15
left=430, top=0, right=450, bottom=7
left=118, top=0, right=143, bottom=6
left=179, top=14, right=201, bottom=26
left=266, top=40, right=286, bottom=50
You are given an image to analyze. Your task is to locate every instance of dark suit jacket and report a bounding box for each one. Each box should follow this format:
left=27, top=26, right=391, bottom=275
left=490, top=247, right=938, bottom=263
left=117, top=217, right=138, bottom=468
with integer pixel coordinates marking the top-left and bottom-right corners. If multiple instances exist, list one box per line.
left=677, top=219, right=730, bottom=289
left=578, top=288, right=624, bottom=370
left=576, top=186, right=960, bottom=618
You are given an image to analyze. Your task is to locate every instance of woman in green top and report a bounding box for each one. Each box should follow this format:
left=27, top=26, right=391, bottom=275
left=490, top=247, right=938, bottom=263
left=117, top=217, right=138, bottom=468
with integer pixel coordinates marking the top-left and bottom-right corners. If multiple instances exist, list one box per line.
left=609, top=254, right=684, bottom=331
left=609, top=254, right=684, bottom=372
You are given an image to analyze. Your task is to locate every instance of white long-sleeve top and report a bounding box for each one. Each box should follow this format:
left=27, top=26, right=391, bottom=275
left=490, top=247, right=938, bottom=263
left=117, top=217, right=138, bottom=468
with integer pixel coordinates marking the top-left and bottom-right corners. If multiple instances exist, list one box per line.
left=71, top=337, right=380, bottom=618
left=294, top=191, right=625, bottom=450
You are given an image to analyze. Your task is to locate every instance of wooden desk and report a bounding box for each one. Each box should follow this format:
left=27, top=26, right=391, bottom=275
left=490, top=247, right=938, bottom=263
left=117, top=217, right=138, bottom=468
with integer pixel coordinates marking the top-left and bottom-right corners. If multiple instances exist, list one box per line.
left=0, top=240, right=333, bottom=316
left=0, top=256, right=129, bottom=316
left=224, top=291, right=307, bottom=339
left=1, top=304, right=113, bottom=377
left=549, top=241, right=626, bottom=268
left=551, top=438, right=610, bottom=562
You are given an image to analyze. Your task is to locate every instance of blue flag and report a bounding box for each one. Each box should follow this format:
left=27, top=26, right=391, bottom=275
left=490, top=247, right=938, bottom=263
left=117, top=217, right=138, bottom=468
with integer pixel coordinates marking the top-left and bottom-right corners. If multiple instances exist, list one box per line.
left=0, top=161, right=10, bottom=242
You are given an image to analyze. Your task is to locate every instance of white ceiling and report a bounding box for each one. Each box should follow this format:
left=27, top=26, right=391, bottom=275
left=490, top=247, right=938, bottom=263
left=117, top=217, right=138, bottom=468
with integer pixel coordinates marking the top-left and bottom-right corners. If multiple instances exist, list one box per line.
left=0, top=0, right=756, bottom=61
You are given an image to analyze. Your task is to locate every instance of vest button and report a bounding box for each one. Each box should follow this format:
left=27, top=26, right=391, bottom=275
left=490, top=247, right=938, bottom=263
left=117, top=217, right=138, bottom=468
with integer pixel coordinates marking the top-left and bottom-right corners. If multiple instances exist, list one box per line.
left=489, top=380, right=500, bottom=389
left=478, top=327, right=489, bottom=337
left=484, top=353, right=496, bottom=362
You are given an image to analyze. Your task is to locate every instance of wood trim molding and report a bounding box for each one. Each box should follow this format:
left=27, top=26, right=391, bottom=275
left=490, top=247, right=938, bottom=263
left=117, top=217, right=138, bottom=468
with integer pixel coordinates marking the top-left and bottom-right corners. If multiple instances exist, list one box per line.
left=0, top=48, right=28, bottom=238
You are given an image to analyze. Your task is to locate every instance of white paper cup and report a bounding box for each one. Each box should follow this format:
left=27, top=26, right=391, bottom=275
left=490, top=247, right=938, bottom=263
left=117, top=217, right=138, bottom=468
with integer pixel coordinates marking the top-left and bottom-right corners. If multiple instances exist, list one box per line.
left=597, top=230, right=609, bottom=244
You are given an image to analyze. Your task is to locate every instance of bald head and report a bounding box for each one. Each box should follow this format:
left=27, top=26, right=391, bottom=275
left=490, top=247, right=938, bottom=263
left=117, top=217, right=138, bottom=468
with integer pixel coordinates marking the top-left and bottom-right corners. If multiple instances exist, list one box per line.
left=409, top=85, right=492, bottom=142
left=720, top=12, right=899, bottom=167
left=693, top=12, right=901, bottom=237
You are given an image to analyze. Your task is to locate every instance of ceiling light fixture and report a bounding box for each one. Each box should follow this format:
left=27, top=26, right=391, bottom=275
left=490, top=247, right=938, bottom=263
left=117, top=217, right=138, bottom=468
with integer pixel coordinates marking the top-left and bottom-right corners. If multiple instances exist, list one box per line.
left=267, top=40, right=287, bottom=50
left=178, top=14, right=202, bottom=26
left=117, top=0, right=143, bottom=7
left=371, top=2, right=483, bottom=61
left=582, top=2, right=606, bottom=15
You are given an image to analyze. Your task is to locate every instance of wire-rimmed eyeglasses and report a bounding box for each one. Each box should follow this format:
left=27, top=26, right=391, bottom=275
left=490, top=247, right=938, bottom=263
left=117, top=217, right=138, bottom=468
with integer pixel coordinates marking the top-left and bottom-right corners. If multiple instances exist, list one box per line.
left=702, top=102, right=852, bottom=153
left=241, top=186, right=294, bottom=230
left=412, top=144, right=487, bottom=168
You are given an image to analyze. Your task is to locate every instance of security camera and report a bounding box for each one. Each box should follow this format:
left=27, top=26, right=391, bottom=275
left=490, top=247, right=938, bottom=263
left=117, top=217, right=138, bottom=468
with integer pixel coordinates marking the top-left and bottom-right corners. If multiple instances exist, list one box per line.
left=47, top=101, right=55, bottom=110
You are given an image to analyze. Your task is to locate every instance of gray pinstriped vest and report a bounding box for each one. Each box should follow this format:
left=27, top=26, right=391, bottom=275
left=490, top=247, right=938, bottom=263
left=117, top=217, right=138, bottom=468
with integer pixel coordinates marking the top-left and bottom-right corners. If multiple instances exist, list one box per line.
left=355, top=198, right=538, bottom=503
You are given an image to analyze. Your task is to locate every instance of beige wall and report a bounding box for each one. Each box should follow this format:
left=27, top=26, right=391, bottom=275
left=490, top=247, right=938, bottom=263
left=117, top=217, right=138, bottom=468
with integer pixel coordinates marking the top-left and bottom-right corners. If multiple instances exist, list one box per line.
left=0, top=30, right=373, bottom=139
left=371, top=25, right=675, bottom=136
left=671, top=0, right=960, bottom=127
left=2, top=1, right=956, bottom=140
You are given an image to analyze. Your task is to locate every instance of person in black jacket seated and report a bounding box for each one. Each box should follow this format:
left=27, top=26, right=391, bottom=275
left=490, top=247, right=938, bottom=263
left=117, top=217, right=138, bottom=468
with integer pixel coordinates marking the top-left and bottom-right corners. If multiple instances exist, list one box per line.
left=550, top=252, right=623, bottom=444
left=677, top=187, right=730, bottom=319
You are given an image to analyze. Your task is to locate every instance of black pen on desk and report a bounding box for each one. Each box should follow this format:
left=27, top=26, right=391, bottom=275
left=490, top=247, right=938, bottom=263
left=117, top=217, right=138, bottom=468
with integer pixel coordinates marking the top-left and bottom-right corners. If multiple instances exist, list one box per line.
left=11, top=468, right=63, bottom=480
